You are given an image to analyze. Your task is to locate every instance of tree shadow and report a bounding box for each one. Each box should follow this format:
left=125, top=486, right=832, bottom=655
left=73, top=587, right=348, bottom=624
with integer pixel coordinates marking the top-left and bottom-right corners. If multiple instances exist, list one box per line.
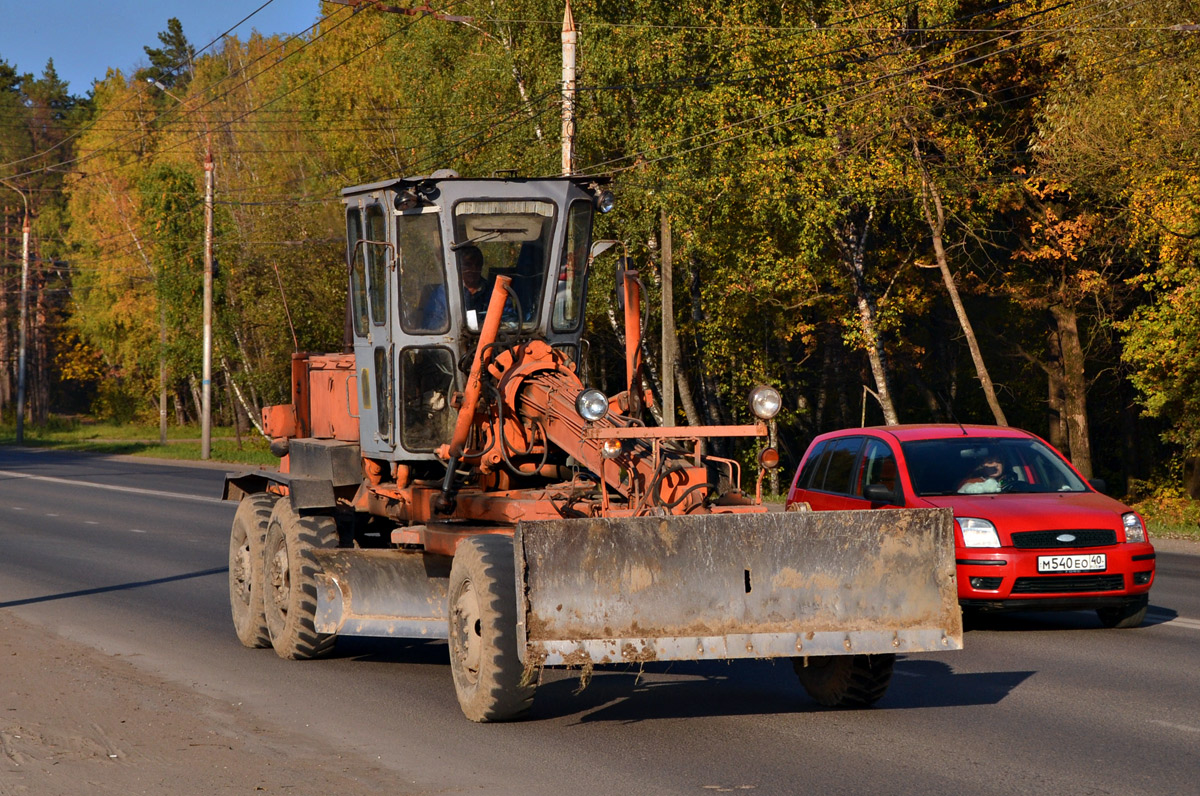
left=0, top=567, right=228, bottom=608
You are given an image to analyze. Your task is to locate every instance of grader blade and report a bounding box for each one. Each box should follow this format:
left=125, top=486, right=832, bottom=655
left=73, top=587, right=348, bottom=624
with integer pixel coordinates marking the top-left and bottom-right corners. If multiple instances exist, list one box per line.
left=515, top=508, right=961, bottom=666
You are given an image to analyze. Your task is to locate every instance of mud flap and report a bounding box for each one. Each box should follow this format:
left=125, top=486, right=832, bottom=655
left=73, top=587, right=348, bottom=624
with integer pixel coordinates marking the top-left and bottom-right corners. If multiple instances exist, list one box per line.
left=514, top=509, right=961, bottom=666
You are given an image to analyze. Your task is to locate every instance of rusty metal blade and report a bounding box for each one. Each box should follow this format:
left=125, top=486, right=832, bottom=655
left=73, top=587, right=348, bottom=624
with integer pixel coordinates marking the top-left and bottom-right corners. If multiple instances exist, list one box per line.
left=312, top=549, right=450, bottom=638
left=515, top=509, right=961, bottom=666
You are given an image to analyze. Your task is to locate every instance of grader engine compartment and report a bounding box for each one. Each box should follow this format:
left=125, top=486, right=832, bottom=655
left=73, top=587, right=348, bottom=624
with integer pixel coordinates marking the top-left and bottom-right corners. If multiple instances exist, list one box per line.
left=225, top=173, right=962, bottom=723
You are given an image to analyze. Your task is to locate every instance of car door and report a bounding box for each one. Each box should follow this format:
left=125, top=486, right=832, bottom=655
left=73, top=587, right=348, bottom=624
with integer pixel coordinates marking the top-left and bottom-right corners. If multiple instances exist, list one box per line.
left=791, top=435, right=865, bottom=510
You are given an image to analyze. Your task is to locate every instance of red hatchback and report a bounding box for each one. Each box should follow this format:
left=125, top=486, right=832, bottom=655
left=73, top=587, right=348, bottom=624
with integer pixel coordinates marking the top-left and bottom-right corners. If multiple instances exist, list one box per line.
left=786, top=425, right=1156, bottom=628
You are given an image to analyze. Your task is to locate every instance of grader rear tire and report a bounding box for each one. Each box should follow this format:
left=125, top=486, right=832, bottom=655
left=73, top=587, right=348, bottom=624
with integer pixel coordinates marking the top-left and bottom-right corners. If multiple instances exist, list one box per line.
left=263, top=500, right=338, bottom=660
left=794, top=654, right=895, bottom=708
left=448, top=534, right=535, bottom=722
left=229, top=493, right=276, bottom=648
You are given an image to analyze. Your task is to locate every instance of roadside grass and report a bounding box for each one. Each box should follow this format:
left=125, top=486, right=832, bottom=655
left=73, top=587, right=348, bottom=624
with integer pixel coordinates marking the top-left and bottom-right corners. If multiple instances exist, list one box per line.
left=0, top=419, right=276, bottom=467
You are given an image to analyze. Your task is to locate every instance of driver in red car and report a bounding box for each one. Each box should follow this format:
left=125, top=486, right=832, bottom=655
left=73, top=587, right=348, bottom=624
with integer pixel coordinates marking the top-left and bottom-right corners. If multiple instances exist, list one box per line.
left=958, top=456, right=1008, bottom=494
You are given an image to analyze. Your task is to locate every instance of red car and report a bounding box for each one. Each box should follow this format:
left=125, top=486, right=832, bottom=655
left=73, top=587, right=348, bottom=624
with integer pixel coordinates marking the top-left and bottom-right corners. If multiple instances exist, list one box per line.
left=786, top=425, right=1156, bottom=628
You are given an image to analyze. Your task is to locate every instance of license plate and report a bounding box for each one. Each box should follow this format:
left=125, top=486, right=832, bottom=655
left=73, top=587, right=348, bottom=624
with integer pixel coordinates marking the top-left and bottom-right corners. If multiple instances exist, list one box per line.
left=1037, top=553, right=1106, bottom=573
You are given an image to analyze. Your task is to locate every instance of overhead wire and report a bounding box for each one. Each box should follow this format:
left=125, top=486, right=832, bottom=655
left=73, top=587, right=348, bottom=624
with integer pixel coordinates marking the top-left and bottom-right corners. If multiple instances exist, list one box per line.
left=571, top=0, right=1138, bottom=177
left=0, top=0, right=309, bottom=175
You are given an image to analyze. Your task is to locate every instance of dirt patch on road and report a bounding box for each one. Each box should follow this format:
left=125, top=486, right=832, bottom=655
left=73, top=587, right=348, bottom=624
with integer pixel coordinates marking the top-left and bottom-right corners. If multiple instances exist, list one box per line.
left=0, top=611, right=412, bottom=796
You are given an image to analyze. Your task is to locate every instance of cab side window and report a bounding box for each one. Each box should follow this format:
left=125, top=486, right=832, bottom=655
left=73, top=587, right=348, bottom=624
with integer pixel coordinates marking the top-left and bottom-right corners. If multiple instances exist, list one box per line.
left=346, top=207, right=368, bottom=337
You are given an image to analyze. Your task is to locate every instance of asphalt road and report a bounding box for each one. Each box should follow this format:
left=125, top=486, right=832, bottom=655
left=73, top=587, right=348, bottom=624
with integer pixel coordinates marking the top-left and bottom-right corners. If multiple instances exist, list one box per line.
left=1, top=447, right=1197, bottom=796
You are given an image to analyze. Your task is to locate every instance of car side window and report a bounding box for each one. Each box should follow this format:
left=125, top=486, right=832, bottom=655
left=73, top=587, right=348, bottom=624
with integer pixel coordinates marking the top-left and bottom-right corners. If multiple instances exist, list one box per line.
left=855, top=438, right=898, bottom=497
left=817, top=436, right=864, bottom=495
left=796, top=441, right=831, bottom=490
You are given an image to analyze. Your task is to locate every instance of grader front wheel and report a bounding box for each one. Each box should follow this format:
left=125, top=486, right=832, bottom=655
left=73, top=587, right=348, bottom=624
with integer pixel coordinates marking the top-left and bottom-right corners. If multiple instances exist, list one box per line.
left=794, top=654, right=895, bottom=708
left=228, top=493, right=277, bottom=648
left=448, top=535, right=535, bottom=722
left=263, top=500, right=338, bottom=660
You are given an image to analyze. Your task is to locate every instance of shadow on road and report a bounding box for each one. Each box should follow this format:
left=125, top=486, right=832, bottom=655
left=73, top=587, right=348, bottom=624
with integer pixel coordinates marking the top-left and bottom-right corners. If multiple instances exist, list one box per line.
left=964, top=604, right=1177, bottom=632
left=521, top=656, right=1034, bottom=722
left=0, top=567, right=228, bottom=608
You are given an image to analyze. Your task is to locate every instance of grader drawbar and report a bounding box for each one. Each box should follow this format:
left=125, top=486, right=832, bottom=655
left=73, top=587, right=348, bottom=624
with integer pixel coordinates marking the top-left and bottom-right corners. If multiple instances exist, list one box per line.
left=224, top=173, right=961, bottom=722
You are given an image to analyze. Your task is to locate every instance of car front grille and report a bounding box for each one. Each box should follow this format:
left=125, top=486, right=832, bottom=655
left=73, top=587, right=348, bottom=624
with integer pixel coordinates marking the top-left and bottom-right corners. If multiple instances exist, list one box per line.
left=1010, top=529, right=1117, bottom=549
left=1010, top=574, right=1125, bottom=594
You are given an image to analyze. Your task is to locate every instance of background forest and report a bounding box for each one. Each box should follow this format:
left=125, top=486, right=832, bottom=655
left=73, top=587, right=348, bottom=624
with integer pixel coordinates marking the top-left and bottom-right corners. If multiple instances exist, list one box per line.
left=1, top=0, right=1198, bottom=510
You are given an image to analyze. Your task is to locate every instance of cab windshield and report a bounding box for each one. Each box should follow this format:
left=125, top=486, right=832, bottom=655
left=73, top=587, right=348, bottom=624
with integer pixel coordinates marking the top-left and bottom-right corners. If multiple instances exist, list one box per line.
left=453, top=200, right=555, bottom=330
left=900, top=437, right=1088, bottom=496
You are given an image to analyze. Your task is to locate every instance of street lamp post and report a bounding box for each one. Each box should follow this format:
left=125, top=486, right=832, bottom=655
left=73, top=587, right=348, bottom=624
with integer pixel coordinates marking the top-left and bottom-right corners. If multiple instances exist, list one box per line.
left=148, top=79, right=213, bottom=459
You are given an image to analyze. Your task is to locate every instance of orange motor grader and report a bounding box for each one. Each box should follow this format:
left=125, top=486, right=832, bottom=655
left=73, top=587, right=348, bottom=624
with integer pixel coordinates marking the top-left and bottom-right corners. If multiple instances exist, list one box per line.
left=223, top=172, right=961, bottom=722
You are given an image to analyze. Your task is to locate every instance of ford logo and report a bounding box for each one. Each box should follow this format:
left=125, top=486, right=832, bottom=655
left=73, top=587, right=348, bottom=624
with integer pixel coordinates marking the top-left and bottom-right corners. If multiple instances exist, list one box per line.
left=1057, top=533, right=1077, bottom=543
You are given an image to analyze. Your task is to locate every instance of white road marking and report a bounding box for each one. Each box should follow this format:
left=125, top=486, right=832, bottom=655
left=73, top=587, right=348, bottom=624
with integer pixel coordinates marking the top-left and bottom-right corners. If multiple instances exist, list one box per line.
left=45, top=513, right=58, bottom=517
left=129, top=529, right=147, bottom=534
left=11, top=506, right=24, bottom=511
left=0, top=469, right=226, bottom=505
left=1149, top=720, right=1200, bottom=734
left=892, top=670, right=923, bottom=678
left=1147, top=610, right=1200, bottom=631
left=84, top=520, right=99, bottom=525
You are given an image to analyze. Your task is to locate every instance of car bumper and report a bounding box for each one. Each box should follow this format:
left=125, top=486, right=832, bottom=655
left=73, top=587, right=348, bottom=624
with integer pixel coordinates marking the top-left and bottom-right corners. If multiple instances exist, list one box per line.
left=955, top=542, right=1155, bottom=611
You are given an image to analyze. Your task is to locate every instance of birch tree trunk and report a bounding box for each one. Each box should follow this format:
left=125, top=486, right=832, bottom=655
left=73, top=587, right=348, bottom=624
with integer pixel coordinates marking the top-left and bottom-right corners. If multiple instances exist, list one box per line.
left=836, top=208, right=899, bottom=425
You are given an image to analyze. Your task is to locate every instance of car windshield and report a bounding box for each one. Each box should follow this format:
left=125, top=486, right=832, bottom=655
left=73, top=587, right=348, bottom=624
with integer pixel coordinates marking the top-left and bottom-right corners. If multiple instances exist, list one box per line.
left=900, top=436, right=1088, bottom=496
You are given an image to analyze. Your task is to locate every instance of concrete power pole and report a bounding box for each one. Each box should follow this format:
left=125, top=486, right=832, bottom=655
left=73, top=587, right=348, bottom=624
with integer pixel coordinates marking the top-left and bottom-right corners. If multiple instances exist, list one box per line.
left=561, top=0, right=576, bottom=176
left=660, top=213, right=675, bottom=426
left=202, top=143, right=214, bottom=460
left=16, top=209, right=29, bottom=444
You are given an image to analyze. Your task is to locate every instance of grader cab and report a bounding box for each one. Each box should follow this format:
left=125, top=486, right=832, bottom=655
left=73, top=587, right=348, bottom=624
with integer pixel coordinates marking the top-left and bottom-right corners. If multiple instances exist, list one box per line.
left=224, top=172, right=962, bottom=722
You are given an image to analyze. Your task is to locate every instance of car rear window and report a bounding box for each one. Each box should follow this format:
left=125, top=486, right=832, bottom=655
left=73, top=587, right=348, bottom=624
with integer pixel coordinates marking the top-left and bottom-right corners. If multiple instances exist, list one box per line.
left=900, top=436, right=1087, bottom=496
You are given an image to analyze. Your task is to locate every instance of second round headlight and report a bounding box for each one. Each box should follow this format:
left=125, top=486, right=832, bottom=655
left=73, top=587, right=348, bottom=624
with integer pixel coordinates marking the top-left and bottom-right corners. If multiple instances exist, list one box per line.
left=575, top=388, right=609, bottom=422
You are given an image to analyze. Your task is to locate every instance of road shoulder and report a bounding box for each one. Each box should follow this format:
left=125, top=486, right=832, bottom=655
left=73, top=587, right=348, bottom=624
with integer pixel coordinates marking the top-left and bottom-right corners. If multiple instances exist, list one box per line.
left=0, top=610, right=413, bottom=796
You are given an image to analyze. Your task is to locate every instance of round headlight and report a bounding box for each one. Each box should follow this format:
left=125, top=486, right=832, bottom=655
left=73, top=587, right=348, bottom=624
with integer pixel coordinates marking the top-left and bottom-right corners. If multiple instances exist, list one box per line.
left=596, top=190, right=615, bottom=214
left=749, top=386, right=782, bottom=420
left=576, top=388, right=609, bottom=422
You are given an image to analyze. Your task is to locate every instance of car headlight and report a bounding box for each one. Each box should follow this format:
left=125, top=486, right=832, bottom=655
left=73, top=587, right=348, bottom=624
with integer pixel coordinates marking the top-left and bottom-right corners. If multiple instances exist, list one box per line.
left=1122, top=512, right=1146, bottom=543
left=575, top=388, right=608, bottom=422
left=749, top=386, right=782, bottom=420
left=958, top=517, right=1001, bottom=548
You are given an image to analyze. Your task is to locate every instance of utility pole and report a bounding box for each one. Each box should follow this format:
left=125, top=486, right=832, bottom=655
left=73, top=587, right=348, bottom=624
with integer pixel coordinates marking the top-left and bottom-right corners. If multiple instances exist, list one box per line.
left=16, top=208, right=29, bottom=444
left=1, top=178, right=31, bottom=444
left=202, top=142, right=214, bottom=459
left=148, top=78, right=214, bottom=458
left=561, top=0, right=576, bottom=176
left=660, top=213, right=675, bottom=426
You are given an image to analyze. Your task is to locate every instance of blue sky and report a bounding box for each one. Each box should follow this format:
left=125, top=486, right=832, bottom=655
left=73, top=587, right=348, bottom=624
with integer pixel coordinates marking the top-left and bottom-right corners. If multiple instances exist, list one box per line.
left=0, top=1, right=322, bottom=94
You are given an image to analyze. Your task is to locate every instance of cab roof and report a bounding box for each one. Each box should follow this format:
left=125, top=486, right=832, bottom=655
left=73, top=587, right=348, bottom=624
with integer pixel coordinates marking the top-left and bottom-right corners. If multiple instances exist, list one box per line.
left=340, top=173, right=608, bottom=198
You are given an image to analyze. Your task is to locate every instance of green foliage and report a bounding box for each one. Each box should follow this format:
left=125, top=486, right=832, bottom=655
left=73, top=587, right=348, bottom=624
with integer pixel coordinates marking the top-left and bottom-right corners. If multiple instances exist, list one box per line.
left=138, top=17, right=196, bottom=91
left=3, top=0, right=1197, bottom=495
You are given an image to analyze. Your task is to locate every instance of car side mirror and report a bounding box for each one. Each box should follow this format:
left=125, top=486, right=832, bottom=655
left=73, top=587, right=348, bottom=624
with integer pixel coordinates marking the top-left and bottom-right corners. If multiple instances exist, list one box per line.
left=1089, top=478, right=1107, bottom=494
left=863, top=483, right=900, bottom=505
